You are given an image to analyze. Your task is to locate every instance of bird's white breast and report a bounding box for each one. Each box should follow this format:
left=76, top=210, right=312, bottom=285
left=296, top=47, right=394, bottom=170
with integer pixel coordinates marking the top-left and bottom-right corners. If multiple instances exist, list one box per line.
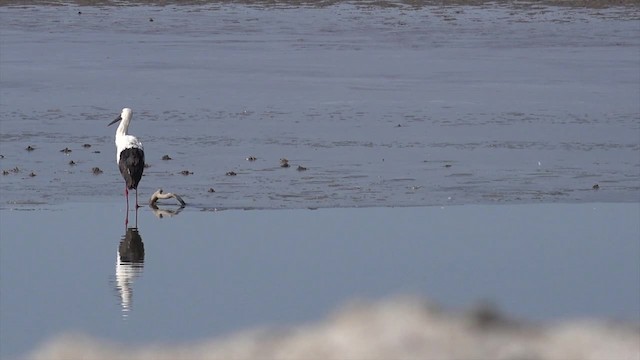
left=115, top=135, right=144, bottom=163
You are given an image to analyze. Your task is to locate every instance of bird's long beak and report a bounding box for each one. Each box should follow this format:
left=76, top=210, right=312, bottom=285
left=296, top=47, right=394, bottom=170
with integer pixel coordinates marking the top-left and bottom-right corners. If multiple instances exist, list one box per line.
left=108, top=116, right=122, bottom=126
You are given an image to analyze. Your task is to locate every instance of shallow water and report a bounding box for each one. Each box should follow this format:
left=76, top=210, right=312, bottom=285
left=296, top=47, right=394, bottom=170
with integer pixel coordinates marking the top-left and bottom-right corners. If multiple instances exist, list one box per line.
left=1, top=3, right=639, bottom=209
left=1, top=202, right=639, bottom=359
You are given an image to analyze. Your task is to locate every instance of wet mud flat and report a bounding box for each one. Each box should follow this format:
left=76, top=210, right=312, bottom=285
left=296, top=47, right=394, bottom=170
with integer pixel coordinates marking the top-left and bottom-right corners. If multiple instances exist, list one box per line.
left=1, top=0, right=639, bottom=8
left=1, top=2, right=639, bottom=209
left=3, top=106, right=638, bottom=210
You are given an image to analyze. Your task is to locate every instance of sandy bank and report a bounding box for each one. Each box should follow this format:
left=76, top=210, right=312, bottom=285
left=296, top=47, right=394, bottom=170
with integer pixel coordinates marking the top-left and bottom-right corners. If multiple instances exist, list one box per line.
left=29, top=297, right=640, bottom=360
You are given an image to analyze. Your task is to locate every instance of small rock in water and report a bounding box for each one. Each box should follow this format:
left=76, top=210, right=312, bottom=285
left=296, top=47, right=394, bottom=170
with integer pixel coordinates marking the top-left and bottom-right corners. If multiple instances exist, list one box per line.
left=26, top=145, right=35, bottom=151
left=162, top=155, right=172, bottom=160
left=226, top=171, right=237, bottom=176
left=149, top=17, right=154, bottom=22
left=92, top=167, right=103, bottom=175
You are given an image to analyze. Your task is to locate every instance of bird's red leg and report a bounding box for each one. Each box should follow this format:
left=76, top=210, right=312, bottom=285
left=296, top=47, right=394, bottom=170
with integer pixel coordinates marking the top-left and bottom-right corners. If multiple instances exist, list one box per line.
left=125, top=186, right=129, bottom=227
left=135, top=189, right=140, bottom=209
left=125, top=186, right=130, bottom=212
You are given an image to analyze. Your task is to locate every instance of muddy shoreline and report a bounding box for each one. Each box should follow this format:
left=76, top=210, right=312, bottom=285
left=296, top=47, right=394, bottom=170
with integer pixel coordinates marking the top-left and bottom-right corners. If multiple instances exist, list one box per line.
left=1, top=0, right=639, bottom=9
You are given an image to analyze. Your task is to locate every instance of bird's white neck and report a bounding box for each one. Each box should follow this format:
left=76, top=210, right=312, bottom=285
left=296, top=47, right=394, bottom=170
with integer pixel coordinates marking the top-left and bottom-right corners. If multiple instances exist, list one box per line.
left=116, top=118, right=130, bottom=137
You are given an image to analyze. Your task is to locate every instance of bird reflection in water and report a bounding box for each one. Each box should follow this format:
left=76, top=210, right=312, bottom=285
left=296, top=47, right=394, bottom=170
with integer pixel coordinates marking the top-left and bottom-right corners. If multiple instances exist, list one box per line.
left=114, top=223, right=144, bottom=319
left=150, top=202, right=185, bottom=219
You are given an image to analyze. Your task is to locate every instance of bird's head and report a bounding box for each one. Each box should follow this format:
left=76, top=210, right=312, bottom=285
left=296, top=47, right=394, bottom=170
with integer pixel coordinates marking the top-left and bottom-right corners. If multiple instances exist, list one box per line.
left=108, top=108, right=133, bottom=126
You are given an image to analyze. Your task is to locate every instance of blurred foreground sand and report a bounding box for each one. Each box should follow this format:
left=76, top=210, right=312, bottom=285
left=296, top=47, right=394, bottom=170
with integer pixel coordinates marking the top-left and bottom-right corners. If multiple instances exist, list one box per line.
left=30, top=297, right=639, bottom=360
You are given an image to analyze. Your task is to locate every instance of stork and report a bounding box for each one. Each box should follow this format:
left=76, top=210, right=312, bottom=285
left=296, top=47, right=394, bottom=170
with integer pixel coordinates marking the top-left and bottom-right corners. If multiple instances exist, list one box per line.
left=109, top=108, right=145, bottom=210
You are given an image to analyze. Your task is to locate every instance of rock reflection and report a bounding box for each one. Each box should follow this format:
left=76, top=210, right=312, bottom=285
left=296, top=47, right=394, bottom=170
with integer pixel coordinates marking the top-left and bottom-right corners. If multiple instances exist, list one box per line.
left=114, top=227, right=144, bottom=319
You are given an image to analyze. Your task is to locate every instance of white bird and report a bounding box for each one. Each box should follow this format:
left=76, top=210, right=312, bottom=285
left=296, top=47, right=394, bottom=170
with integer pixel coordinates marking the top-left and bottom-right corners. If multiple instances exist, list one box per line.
left=108, top=108, right=145, bottom=209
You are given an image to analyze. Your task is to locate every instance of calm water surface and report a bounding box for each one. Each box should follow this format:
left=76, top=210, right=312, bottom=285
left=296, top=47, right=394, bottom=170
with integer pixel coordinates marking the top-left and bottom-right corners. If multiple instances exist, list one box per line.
left=1, top=202, right=639, bottom=359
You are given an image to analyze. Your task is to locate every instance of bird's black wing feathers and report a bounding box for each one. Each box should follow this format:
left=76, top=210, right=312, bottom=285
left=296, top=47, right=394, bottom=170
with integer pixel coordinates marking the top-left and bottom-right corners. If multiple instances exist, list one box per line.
left=119, top=148, right=145, bottom=190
